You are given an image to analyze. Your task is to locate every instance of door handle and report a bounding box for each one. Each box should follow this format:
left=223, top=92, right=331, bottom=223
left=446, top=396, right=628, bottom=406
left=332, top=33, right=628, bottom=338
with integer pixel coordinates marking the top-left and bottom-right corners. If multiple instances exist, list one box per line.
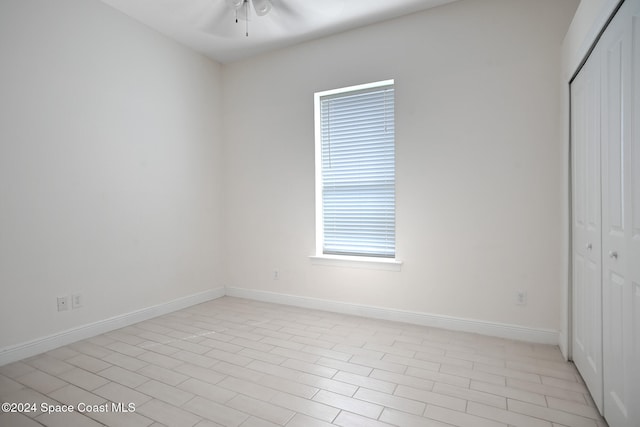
left=609, top=250, right=618, bottom=259
left=586, top=243, right=592, bottom=250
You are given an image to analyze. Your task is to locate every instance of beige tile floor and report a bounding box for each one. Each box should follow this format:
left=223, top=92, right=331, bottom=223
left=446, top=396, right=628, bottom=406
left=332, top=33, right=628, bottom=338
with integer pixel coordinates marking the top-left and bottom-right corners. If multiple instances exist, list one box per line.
left=0, top=297, right=607, bottom=427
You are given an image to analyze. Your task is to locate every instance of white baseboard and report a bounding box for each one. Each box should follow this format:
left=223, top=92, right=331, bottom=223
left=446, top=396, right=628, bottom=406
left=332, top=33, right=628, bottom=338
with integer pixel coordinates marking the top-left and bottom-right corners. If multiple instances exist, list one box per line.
left=0, top=285, right=560, bottom=367
left=225, top=287, right=559, bottom=345
left=0, top=287, right=225, bottom=367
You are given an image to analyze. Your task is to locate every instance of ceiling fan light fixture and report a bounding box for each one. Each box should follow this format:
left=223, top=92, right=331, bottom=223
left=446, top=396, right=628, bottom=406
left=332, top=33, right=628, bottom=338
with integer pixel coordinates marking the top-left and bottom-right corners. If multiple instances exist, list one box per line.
left=252, top=0, right=272, bottom=16
left=227, top=0, right=244, bottom=9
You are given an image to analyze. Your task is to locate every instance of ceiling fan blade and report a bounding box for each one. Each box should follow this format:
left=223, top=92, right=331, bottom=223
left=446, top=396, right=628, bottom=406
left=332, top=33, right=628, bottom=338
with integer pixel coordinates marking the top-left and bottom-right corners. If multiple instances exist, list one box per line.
left=195, top=0, right=241, bottom=35
left=270, top=0, right=302, bottom=19
left=268, top=0, right=344, bottom=23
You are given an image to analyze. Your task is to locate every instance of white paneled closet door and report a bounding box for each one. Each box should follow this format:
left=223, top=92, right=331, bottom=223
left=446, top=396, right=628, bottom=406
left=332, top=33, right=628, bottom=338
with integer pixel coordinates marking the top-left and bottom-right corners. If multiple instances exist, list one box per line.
left=571, top=0, right=640, bottom=426
left=601, top=0, right=640, bottom=425
left=571, top=49, right=603, bottom=413
left=631, top=4, right=640, bottom=422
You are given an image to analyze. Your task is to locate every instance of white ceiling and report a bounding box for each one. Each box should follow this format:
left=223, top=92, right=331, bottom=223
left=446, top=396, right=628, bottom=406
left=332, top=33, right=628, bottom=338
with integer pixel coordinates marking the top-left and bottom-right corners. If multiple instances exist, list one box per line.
left=99, top=0, right=458, bottom=63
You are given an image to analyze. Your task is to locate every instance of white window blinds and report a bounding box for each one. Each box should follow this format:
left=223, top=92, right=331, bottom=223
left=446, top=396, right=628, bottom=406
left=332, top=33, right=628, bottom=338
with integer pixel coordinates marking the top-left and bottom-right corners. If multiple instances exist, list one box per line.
left=317, top=81, right=395, bottom=258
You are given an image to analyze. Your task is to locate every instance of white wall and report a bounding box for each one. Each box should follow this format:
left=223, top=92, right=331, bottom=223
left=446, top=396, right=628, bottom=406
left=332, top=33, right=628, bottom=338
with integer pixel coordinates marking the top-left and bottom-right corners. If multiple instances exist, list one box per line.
left=0, top=0, right=224, bottom=350
left=0, top=0, right=586, bottom=357
left=223, top=0, right=579, bottom=332
left=558, top=0, right=622, bottom=357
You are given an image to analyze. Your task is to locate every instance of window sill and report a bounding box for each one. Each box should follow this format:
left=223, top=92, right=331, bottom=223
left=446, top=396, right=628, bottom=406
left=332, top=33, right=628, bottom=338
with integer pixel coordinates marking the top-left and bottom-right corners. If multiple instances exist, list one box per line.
left=309, top=255, right=403, bottom=271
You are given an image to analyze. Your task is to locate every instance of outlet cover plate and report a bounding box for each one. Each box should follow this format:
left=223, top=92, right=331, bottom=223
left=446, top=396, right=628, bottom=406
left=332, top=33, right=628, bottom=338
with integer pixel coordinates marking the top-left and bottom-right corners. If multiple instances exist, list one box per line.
left=57, top=296, right=69, bottom=312
left=72, top=293, right=83, bottom=309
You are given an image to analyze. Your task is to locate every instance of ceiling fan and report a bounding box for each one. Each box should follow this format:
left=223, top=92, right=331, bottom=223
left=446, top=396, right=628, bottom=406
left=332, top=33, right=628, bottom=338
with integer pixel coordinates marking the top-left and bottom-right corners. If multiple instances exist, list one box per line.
left=226, top=0, right=273, bottom=36
left=199, top=0, right=344, bottom=40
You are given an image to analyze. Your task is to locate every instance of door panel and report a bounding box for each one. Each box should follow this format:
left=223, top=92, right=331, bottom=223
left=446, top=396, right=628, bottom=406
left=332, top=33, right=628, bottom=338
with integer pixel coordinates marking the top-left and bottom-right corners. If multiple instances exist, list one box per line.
left=571, top=47, right=603, bottom=413
left=604, top=271, right=625, bottom=419
left=634, top=13, right=640, bottom=241
left=604, top=37, right=624, bottom=234
left=628, top=7, right=640, bottom=427
left=601, top=1, right=640, bottom=425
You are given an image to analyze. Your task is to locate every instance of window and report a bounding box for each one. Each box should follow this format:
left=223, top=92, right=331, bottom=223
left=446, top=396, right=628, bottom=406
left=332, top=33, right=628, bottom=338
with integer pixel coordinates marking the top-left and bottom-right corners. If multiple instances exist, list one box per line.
left=314, top=80, right=396, bottom=259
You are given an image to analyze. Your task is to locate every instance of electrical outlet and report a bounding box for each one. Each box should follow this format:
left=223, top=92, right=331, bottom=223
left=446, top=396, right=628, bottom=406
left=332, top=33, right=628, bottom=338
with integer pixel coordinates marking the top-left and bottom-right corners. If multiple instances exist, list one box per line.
left=273, top=269, right=279, bottom=280
left=72, top=293, right=83, bottom=309
left=57, top=296, right=69, bottom=312
left=516, top=291, right=527, bottom=306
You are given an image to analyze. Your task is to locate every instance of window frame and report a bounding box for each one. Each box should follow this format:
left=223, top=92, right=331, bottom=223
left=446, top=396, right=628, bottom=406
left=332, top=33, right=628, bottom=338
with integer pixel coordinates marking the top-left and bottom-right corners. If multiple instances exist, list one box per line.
left=312, top=79, right=401, bottom=269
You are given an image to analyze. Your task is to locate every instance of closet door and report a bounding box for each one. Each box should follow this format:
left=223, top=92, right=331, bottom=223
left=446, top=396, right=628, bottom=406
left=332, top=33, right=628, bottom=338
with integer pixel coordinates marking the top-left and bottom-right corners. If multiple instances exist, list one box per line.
left=571, top=51, right=603, bottom=413
left=631, top=4, right=640, bottom=424
left=600, top=0, right=640, bottom=425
